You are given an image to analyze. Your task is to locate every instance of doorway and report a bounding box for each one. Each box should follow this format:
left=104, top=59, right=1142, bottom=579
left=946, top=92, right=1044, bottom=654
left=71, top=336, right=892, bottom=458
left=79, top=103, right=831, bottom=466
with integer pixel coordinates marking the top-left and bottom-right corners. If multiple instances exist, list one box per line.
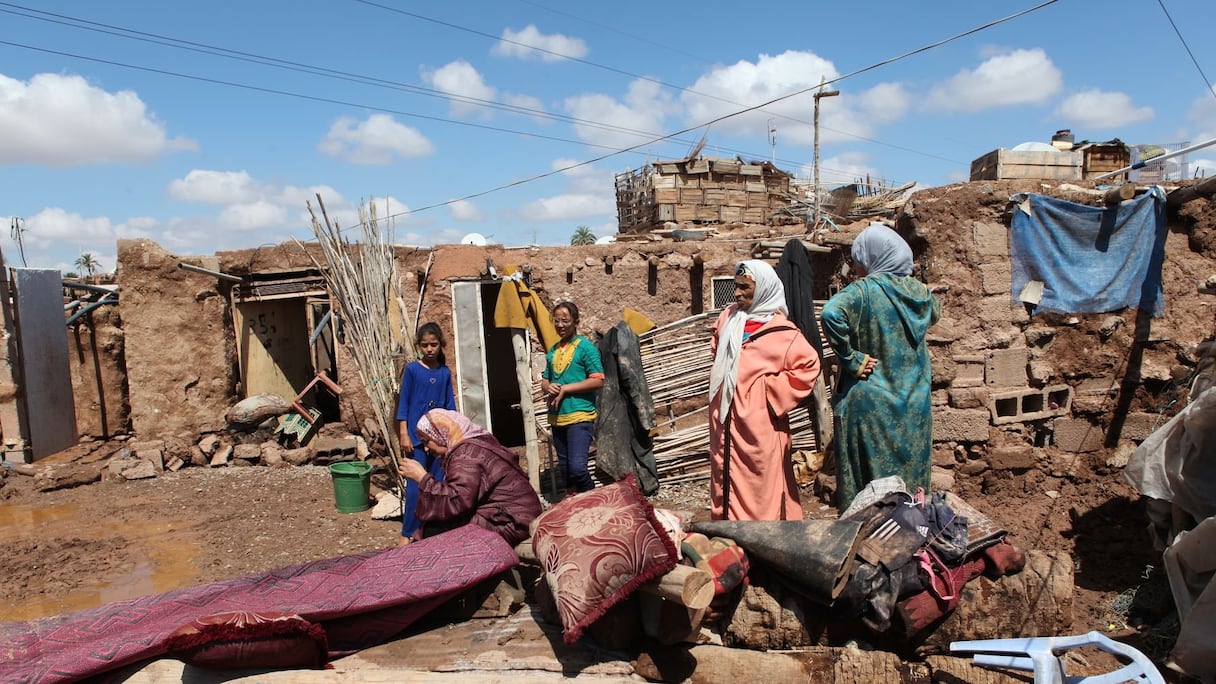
left=450, top=280, right=525, bottom=447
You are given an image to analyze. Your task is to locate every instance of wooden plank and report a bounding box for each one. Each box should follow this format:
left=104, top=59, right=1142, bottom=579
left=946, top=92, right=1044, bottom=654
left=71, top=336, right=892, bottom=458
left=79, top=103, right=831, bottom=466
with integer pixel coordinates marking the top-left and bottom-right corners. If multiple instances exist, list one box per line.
left=658, top=205, right=674, bottom=221
left=679, top=188, right=703, bottom=204
left=654, top=188, right=678, bottom=204
left=651, top=175, right=676, bottom=189
left=745, top=191, right=768, bottom=207
left=739, top=165, right=763, bottom=176
left=720, top=206, right=744, bottom=222
left=696, top=206, right=720, bottom=221
left=703, top=189, right=727, bottom=204
left=674, top=205, right=697, bottom=221
left=744, top=180, right=766, bottom=192
left=687, top=158, right=710, bottom=174
left=710, top=159, right=741, bottom=174
left=970, top=148, right=1082, bottom=181
left=726, top=190, right=747, bottom=207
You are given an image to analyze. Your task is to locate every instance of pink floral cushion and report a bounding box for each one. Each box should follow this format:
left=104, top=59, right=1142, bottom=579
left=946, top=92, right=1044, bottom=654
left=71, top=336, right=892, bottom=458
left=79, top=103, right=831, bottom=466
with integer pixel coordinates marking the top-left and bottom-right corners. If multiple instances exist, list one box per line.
left=164, top=610, right=328, bottom=670
left=531, top=474, right=678, bottom=644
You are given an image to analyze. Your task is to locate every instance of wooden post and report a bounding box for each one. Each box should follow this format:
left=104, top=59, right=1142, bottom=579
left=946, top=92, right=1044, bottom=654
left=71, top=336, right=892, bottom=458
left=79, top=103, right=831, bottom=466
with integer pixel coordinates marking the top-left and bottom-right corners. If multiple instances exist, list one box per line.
left=510, top=329, right=541, bottom=493
left=812, top=79, right=840, bottom=224
left=1103, top=184, right=1136, bottom=204
left=638, top=564, right=715, bottom=610
left=811, top=375, right=833, bottom=449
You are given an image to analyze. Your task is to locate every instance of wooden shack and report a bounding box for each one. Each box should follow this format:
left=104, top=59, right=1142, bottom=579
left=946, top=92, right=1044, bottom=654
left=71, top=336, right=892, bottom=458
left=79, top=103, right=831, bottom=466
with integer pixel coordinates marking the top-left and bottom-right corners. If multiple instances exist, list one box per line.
left=1076, top=140, right=1131, bottom=180
left=969, top=148, right=1083, bottom=181
left=614, top=154, right=794, bottom=232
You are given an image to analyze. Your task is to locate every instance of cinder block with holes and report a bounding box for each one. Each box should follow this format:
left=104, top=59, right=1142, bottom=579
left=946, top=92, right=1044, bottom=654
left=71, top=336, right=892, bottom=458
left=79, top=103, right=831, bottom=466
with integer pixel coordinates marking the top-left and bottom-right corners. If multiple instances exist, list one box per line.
left=988, top=385, right=1072, bottom=425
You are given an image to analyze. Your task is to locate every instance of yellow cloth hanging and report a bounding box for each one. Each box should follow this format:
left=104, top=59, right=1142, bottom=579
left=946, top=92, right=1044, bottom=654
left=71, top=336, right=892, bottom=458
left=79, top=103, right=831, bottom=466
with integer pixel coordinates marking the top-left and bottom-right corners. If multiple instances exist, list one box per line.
left=493, top=270, right=559, bottom=350
left=623, top=307, right=656, bottom=335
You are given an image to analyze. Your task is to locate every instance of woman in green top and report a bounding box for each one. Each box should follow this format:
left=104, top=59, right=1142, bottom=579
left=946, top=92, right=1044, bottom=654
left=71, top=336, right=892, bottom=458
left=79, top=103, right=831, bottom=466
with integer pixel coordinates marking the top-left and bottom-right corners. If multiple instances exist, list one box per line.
left=541, top=301, right=605, bottom=494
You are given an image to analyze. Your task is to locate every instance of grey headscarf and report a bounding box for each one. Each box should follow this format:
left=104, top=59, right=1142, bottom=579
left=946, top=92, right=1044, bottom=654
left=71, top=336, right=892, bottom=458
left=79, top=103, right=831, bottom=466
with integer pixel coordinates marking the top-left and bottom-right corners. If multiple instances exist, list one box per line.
left=709, top=260, right=788, bottom=422
left=852, top=224, right=913, bottom=277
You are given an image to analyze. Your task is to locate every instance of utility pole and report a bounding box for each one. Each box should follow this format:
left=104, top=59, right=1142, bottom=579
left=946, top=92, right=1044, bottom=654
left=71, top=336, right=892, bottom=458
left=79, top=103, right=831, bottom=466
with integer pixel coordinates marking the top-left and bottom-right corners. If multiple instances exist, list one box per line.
left=812, top=78, right=839, bottom=227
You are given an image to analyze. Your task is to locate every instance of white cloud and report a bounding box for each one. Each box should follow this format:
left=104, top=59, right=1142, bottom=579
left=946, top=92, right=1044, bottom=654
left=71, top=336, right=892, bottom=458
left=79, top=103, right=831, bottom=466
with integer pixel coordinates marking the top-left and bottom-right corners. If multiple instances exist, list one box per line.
left=3, top=208, right=146, bottom=262
left=492, top=26, right=588, bottom=62
left=925, top=48, right=1062, bottom=113
left=1055, top=90, right=1153, bottom=129
left=218, top=201, right=288, bottom=232
left=449, top=200, right=485, bottom=222
left=168, top=170, right=260, bottom=204
left=422, top=61, right=497, bottom=116
left=1188, top=86, right=1216, bottom=141
left=1192, top=157, right=1216, bottom=177
left=317, top=114, right=434, bottom=164
left=798, top=152, right=880, bottom=187
left=565, top=79, right=678, bottom=148
left=679, top=51, right=906, bottom=147
left=0, top=72, right=195, bottom=165
left=519, top=193, right=614, bottom=221
left=503, top=93, right=548, bottom=121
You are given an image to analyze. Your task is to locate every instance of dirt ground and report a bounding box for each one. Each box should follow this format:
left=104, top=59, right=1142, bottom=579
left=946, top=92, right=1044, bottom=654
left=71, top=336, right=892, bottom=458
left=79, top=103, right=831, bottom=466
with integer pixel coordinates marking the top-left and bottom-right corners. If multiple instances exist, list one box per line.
left=0, top=438, right=1172, bottom=657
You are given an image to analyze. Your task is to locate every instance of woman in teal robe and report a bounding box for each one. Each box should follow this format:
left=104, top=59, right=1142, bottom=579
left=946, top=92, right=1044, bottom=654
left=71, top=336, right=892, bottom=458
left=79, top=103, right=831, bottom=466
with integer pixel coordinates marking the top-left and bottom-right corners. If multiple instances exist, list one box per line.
left=821, top=224, right=940, bottom=511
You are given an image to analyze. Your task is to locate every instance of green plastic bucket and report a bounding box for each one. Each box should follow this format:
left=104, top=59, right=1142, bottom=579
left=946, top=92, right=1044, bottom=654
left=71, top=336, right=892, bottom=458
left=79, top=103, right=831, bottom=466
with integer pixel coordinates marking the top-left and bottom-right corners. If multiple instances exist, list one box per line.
left=328, top=461, right=373, bottom=513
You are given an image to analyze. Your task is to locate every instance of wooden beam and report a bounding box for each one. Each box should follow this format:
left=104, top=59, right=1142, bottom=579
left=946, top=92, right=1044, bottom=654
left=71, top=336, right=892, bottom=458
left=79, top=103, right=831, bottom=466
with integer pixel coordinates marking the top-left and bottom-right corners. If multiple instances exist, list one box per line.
left=638, top=564, right=715, bottom=610
left=1167, top=175, right=1216, bottom=207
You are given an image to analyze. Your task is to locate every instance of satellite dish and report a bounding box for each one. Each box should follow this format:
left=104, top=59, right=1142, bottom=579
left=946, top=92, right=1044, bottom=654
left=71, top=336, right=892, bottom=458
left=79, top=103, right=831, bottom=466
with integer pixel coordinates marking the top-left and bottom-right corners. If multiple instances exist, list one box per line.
left=461, top=232, right=487, bottom=246
left=595, top=235, right=616, bottom=245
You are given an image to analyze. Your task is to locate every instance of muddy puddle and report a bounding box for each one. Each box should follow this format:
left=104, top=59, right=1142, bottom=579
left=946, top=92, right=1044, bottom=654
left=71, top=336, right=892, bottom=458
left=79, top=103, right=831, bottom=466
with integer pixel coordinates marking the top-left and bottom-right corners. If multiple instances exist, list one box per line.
left=0, top=500, right=202, bottom=622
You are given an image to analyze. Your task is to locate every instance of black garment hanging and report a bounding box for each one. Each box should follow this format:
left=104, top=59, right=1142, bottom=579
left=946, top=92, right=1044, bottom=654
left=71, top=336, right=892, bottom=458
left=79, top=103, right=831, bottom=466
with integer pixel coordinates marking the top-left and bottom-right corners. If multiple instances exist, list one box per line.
left=775, top=238, right=825, bottom=355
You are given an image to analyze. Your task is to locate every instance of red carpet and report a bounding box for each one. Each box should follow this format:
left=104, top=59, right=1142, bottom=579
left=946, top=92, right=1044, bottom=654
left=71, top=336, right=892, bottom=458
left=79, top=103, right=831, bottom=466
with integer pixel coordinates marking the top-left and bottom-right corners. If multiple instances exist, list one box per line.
left=0, top=524, right=518, bottom=683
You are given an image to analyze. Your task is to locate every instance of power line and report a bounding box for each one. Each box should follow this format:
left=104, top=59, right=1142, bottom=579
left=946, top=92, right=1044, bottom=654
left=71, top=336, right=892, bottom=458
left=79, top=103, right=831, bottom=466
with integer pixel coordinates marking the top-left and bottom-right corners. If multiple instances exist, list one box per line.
left=5, top=0, right=1059, bottom=232
left=1156, top=0, right=1216, bottom=103
left=348, top=0, right=967, bottom=162
left=0, top=3, right=912, bottom=177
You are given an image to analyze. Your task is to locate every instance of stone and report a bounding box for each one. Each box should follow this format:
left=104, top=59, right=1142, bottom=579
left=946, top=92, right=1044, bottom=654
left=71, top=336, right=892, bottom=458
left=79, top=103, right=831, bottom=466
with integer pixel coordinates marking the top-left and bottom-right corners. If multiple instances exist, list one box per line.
left=988, top=446, right=1036, bottom=470
left=931, top=466, right=955, bottom=492
left=355, top=436, right=370, bottom=460
left=948, top=386, right=989, bottom=410
left=1106, top=442, right=1136, bottom=468
left=1024, top=326, right=1057, bottom=346
left=1116, top=412, right=1161, bottom=442
left=119, top=459, right=158, bottom=480
left=233, top=444, right=261, bottom=461
left=372, top=490, right=403, bottom=520
left=951, top=357, right=985, bottom=389
left=209, top=444, right=232, bottom=467
left=198, top=434, right=220, bottom=455
left=189, top=446, right=208, bottom=467
left=283, top=447, right=312, bottom=466
left=165, top=456, right=185, bottom=472
left=932, top=389, right=949, bottom=406
left=1099, top=315, right=1124, bottom=338
left=932, top=447, right=955, bottom=468
left=1029, top=358, right=1054, bottom=384
left=959, top=460, right=988, bottom=476
left=261, top=442, right=285, bottom=467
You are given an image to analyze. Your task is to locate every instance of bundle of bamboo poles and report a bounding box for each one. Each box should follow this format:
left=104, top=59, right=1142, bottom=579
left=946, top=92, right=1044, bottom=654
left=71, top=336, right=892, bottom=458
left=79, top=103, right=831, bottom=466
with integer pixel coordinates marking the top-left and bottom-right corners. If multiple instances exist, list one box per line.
left=302, top=195, right=415, bottom=491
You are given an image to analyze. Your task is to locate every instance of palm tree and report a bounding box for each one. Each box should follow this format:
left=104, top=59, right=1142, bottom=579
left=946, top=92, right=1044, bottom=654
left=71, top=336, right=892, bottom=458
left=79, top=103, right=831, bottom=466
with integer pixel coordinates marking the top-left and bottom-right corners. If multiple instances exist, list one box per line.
left=570, top=225, right=596, bottom=246
left=75, top=252, right=101, bottom=283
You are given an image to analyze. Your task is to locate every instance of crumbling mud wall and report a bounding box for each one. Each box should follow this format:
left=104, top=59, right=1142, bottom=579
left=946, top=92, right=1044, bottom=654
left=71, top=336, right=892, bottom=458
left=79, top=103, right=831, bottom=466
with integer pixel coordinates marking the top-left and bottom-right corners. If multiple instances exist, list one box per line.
left=67, top=305, right=128, bottom=438
left=898, top=179, right=1216, bottom=464
left=117, top=239, right=236, bottom=437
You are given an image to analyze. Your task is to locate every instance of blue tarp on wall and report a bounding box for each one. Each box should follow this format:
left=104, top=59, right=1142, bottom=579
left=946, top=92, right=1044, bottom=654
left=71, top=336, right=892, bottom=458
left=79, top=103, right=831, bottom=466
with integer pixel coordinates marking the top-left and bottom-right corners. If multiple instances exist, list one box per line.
left=1010, top=186, right=1167, bottom=316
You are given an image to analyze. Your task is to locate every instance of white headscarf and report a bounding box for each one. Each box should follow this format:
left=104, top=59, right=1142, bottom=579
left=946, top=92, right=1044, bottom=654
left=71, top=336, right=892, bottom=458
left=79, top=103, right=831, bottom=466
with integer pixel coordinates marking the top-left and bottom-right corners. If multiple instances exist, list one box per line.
left=709, top=260, right=788, bottom=422
left=852, top=223, right=914, bottom=276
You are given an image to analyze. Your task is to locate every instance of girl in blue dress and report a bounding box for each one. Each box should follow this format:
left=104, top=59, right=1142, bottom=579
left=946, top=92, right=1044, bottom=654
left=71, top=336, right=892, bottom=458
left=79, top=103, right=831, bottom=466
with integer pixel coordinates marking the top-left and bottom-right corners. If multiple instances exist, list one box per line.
left=395, top=322, right=456, bottom=545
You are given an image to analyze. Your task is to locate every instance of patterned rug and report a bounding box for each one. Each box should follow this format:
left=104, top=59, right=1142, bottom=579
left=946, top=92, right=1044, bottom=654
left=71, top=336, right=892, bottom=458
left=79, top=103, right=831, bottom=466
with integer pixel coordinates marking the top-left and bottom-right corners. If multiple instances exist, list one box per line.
left=0, top=524, right=518, bottom=684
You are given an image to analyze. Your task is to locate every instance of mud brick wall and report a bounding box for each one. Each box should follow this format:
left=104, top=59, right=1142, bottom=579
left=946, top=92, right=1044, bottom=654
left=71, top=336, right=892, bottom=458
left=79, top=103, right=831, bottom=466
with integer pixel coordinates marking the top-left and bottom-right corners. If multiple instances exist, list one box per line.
left=117, top=239, right=236, bottom=437
left=67, top=305, right=128, bottom=438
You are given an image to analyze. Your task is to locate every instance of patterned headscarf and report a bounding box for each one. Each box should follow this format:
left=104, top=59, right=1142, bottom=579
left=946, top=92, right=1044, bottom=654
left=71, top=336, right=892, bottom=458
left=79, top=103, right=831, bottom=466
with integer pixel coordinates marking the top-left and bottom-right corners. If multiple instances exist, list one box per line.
left=708, top=260, right=788, bottom=422
left=415, top=409, right=490, bottom=452
left=852, top=223, right=914, bottom=277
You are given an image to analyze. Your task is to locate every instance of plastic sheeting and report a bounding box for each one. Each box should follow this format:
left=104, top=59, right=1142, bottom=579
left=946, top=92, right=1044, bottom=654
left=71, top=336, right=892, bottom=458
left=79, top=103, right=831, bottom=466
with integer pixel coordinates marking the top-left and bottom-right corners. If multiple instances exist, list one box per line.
left=1164, top=516, right=1216, bottom=680
left=1010, top=187, right=1167, bottom=316
left=1123, top=388, right=1216, bottom=523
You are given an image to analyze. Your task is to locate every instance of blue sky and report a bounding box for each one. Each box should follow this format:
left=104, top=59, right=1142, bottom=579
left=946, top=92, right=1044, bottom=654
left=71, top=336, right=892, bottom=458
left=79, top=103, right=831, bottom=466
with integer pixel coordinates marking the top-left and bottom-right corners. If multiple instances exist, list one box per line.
left=2, top=0, right=1215, bottom=274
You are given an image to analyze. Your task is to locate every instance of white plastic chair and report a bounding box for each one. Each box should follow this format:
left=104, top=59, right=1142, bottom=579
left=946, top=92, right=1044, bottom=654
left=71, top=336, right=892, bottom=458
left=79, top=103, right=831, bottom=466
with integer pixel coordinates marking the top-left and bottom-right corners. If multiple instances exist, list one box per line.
left=950, top=631, right=1164, bottom=684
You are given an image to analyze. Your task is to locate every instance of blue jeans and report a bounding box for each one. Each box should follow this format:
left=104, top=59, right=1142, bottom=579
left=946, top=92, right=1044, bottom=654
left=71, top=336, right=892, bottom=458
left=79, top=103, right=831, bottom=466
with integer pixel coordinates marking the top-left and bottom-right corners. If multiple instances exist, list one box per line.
left=554, top=421, right=595, bottom=493
left=401, top=444, right=445, bottom=538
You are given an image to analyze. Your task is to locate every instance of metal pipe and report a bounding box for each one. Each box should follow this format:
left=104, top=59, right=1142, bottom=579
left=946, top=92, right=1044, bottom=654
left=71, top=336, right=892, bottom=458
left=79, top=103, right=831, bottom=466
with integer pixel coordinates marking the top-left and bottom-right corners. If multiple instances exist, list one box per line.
left=63, top=280, right=118, bottom=295
left=177, top=262, right=243, bottom=282
left=309, top=309, right=333, bottom=345
left=65, top=295, right=117, bottom=325
left=1093, top=136, right=1216, bottom=181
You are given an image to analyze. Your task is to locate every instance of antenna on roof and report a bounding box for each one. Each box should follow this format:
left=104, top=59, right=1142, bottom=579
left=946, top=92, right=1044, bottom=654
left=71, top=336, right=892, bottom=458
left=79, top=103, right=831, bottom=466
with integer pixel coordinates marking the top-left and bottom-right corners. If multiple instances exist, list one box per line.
left=768, top=118, right=777, bottom=164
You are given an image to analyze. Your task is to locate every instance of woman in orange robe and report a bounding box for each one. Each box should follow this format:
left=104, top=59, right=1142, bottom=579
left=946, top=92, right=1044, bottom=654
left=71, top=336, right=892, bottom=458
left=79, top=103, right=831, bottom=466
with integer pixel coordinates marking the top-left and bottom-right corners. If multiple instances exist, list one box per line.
left=708, top=260, right=821, bottom=521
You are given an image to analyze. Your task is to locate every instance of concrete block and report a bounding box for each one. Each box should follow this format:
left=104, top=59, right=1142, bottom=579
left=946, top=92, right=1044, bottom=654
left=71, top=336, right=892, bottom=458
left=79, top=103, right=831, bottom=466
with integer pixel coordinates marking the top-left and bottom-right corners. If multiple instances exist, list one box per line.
left=1117, top=412, right=1161, bottom=442
left=952, top=355, right=985, bottom=388
left=979, top=262, right=1012, bottom=296
left=1053, top=418, right=1104, bottom=453
left=976, top=296, right=1014, bottom=327
left=988, top=384, right=1072, bottom=425
left=1072, top=376, right=1118, bottom=413
left=933, top=408, right=991, bottom=443
left=932, top=389, right=949, bottom=406
left=973, top=221, right=1009, bottom=258
left=986, top=347, right=1028, bottom=388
